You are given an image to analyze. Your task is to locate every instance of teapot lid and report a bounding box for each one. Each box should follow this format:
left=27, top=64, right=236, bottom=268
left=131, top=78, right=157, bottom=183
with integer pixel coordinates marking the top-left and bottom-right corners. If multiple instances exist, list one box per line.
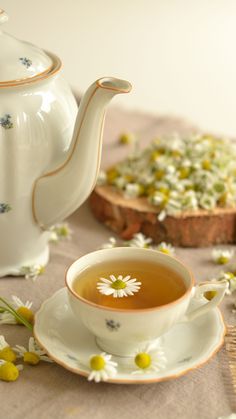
left=0, top=9, right=54, bottom=84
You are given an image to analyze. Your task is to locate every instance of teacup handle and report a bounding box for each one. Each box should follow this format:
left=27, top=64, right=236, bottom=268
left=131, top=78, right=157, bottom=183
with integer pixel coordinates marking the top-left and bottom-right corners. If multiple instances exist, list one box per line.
left=185, top=281, right=228, bottom=321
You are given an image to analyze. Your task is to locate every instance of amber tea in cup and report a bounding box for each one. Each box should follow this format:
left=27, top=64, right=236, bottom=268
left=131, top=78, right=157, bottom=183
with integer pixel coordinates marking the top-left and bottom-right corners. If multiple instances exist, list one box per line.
left=72, top=259, right=186, bottom=310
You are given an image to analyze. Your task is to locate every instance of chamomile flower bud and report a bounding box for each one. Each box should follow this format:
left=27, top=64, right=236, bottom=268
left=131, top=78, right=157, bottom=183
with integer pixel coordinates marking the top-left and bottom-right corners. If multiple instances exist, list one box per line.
left=0, top=336, right=16, bottom=363
left=0, top=360, right=22, bottom=382
left=118, top=132, right=136, bottom=145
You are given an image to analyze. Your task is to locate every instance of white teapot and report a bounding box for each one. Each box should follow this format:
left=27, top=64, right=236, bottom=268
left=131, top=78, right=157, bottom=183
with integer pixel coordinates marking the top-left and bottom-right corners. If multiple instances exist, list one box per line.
left=0, top=9, right=131, bottom=276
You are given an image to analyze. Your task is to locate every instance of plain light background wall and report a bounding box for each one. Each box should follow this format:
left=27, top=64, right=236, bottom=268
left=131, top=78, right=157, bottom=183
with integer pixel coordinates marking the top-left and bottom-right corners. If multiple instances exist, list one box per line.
left=1, top=0, right=236, bottom=136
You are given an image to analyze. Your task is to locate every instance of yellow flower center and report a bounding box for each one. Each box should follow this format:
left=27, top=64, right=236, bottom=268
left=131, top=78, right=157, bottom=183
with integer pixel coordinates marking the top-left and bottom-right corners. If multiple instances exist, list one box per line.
left=16, top=307, right=34, bottom=325
left=159, top=248, right=170, bottom=255
left=0, top=347, right=16, bottom=363
left=119, top=133, right=135, bottom=145
left=24, top=351, right=40, bottom=365
left=179, top=167, right=190, bottom=179
left=0, top=362, right=19, bottom=381
left=106, top=168, right=119, bottom=183
left=135, top=353, right=151, bottom=369
left=37, top=266, right=45, bottom=275
left=111, top=280, right=127, bottom=290
left=90, top=355, right=105, bottom=371
left=217, top=256, right=229, bottom=265
left=155, top=170, right=165, bottom=180
left=226, top=272, right=235, bottom=278
left=202, top=160, right=211, bottom=170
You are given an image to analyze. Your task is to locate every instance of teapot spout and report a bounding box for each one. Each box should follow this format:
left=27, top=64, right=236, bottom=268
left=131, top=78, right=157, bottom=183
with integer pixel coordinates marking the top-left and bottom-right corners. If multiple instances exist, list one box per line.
left=32, top=77, right=132, bottom=229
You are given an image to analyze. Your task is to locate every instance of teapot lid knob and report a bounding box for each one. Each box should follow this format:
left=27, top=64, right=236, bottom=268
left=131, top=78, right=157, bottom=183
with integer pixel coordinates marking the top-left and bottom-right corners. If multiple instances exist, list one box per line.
left=0, top=9, right=8, bottom=25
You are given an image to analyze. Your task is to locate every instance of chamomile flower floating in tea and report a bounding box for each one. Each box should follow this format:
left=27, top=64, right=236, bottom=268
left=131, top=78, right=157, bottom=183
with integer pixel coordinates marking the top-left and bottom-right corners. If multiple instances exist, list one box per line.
left=97, top=274, right=142, bottom=298
left=0, top=336, right=16, bottom=363
left=14, top=337, right=53, bottom=365
left=212, top=249, right=234, bottom=265
left=132, top=343, right=167, bottom=374
left=0, top=360, right=23, bottom=382
left=88, top=352, right=118, bottom=382
left=0, top=295, right=34, bottom=329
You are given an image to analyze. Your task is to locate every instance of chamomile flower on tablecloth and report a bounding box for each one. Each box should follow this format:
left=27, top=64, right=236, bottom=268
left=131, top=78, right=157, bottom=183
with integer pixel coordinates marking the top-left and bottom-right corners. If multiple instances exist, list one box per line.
left=20, top=264, right=45, bottom=281
left=132, top=343, right=167, bottom=374
left=0, top=295, right=34, bottom=325
left=0, top=335, right=16, bottom=362
left=88, top=352, right=118, bottom=382
left=216, top=271, right=236, bottom=295
left=125, top=233, right=152, bottom=248
left=97, top=274, right=141, bottom=298
left=100, top=237, right=117, bottom=249
left=212, top=249, right=234, bottom=265
left=156, top=242, right=175, bottom=256
left=0, top=359, right=23, bottom=382
left=49, top=222, right=72, bottom=243
left=13, top=337, right=53, bottom=365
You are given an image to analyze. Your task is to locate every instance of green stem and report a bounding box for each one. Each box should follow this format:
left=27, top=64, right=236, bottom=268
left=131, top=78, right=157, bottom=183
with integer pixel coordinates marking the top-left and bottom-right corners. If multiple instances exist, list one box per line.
left=0, top=297, right=33, bottom=331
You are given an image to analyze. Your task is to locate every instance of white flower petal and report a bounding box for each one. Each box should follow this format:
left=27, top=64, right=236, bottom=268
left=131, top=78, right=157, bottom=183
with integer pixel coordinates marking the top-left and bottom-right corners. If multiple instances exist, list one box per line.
left=122, top=275, right=131, bottom=282
left=0, top=335, right=9, bottom=349
left=99, top=278, right=113, bottom=285
left=100, top=370, right=108, bottom=381
left=40, top=355, right=53, bottom=363
left=0, top=312, right=17, bottom=324
left=125, top=278, right=138, bottom=284
left=94, top=372, right=101, bottom=383
left=88, top=370, right=96, bottom=381
left=13, top=345, right=27, bottom=355
left=125, top=289, right=134, bottom=296
left=98, top=287, right=115, bottom=296
left=12, top=296, right=24, bottom=308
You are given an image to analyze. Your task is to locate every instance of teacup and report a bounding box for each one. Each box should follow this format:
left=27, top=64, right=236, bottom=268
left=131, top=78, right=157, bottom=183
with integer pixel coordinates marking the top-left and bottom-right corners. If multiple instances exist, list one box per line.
left=65, top=248, right=227, bottom=357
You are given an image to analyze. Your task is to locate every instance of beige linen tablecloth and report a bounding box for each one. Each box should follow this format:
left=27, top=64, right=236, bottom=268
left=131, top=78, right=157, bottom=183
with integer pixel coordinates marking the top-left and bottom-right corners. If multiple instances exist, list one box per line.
left=0, top=107, right=235, bottom=419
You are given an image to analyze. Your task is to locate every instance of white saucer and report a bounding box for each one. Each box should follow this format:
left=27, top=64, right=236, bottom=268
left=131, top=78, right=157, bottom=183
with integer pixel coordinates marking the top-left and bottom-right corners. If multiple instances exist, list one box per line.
left=34, top=288, right=226, bottom=384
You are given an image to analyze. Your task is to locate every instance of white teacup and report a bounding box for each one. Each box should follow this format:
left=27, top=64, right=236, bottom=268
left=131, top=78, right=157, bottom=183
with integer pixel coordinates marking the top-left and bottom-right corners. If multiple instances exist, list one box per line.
left=66, top=248, right=227, bottom=357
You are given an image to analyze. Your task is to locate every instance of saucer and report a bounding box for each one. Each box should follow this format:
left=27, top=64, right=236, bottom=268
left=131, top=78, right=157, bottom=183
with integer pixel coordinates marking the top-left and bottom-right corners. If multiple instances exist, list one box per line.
left=34, top=288, right=226, bottom=384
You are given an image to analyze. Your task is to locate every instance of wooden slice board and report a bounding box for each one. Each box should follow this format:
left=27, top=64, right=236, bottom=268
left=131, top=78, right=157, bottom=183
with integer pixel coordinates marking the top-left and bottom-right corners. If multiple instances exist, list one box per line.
left=90, top=185, right=236, bottom=247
